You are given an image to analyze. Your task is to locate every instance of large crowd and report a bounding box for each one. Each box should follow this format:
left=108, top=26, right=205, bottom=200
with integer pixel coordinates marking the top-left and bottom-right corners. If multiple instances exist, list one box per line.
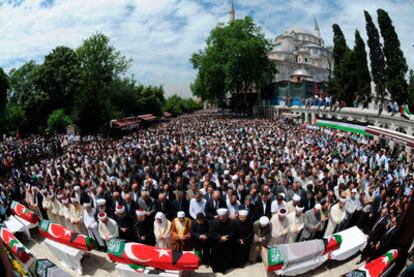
left=0, top=114, right=412, bottom=274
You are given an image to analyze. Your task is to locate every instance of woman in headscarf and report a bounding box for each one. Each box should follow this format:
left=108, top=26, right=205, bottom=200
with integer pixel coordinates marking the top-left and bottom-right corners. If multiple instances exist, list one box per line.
left=154, top=212, right=172, bottom=248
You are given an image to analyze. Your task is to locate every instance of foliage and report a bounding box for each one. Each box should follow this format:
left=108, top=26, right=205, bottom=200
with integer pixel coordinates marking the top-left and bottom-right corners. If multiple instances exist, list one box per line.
left=364, top=11, right=386, bottom=104
left=408, top=70, right=414, bottom=107
left=353, top=30, right=371, bottom=102
left=4, top=102, right=26, bottom=133
left=190, top=17, right=276, bottom=109
left=0, top=68, right=9, bottom=128
left=164, top=95, right=202, bottom=115
left=46, top=109, right=73, bottom=134
left=377, top=9, right=408, bottom=104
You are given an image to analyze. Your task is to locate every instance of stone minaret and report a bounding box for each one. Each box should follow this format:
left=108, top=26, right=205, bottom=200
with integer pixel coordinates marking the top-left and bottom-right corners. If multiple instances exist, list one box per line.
left=229, top=0, right=235, bottom=23
left=314, top=17, right=321, bottom=38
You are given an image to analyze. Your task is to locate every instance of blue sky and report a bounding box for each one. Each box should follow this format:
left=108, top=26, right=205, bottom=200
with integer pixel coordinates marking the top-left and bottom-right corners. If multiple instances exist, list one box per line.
left=1, top=0, right=413, bottom=97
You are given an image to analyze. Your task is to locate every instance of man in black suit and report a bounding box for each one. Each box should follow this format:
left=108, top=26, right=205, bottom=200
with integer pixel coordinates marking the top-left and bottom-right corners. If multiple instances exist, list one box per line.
left=172, top=191, right=189, bottom=217
left=123, top=193, right=138, bottom=218
left=154, top=192, right=175, bottom=220
left=359, top=208, right=388, bottom=262
left=303, top=190, right=315, bottom=211
left=368, top=214, right=398, bottom=262
left=239, top=195, right=258, bottom=222
left=256, top=193, right=271, bottom=219
left=204, top=190, right=226, bottom=220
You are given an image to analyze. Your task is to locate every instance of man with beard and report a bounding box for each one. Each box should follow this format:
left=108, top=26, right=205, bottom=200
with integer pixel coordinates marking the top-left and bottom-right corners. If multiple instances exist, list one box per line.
left=83, top=202, right=105, bottom=249
left=232, top=209, right=253, bottom=268
left=209, top=208, right=235, bottom=274
left=98, top=212, right=119, bottom=246
left=191, top=212, right=210, bottom=265
left=134, top=209, right=155, bottom=245
left=249, top=216, right=272, bottom=263
left=286, top=204, right=304, bottom=243
left=171, top=211, right=192, bottom=250
left=114, top=205, right=135, bottom=241
left=270, top=208, right=289, bottom=245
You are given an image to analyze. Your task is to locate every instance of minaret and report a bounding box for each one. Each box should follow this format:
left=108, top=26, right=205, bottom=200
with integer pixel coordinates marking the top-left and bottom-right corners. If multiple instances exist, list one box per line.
left=229, top=0, right=235, bottom=23
left=314, top=17, right=321, bottom=38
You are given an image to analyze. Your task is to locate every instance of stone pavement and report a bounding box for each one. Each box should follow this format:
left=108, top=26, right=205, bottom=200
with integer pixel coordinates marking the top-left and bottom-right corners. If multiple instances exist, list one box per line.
left=20, top=229, right=361, bottom=277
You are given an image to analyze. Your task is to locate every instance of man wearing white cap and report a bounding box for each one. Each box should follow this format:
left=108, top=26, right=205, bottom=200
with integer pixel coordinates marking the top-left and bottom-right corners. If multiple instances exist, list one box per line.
left=286, top=204, right=305, bottom=243
left=134, top=209, right=155, bottom=246
left=171, top=211, right=192, bottom=250
left=233, top=209, right=253, bottom=268
left=209, top=208, right=235, bottom=274
left=154, top=212, right=172, bottom=248
left=249, top=216, right=271, bottom=263
left=301, top=203, right=322, bottom=241
left=69, top=197, right=86, bottom=234
left=114, top=205, right=134, bottom=241
left=286, top=194, right=301, bottom=214
left=324, top=197, right=347, bottom=237
left=83, top=202, right=104, bottom=248
left=98, top=212, right=119, bottom=245
left=270, top=208, right=290, bottom=245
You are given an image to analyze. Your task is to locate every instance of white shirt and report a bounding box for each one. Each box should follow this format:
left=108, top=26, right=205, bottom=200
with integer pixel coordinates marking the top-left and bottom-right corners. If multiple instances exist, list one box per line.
left=271, top=200, right=286, bottom=214
left=189, top=198, right=206, bottom=219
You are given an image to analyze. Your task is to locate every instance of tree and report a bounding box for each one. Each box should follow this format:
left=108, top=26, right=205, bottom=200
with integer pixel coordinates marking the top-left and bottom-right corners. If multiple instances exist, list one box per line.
left=37, top=46, right=80, bottom=113
left=46, top=109, right=73, bottom=134
left=190, top=17, right=276, bottom=109
left=364, top=11, right=386, bottom=105
left=0, top=68, right=9, bottom=121
left=353, top=30, right=371, bottom=104
left=340, top=49, right=358, bottom=102
left=164, top=94, right=184, bottom=115
left=377, top=9, right=408, bottom=104
left=74, top=33, right=131, bottom=133
left=331, top=24, right=351, bottom=101
left=408, top=69, right=414, bottom=107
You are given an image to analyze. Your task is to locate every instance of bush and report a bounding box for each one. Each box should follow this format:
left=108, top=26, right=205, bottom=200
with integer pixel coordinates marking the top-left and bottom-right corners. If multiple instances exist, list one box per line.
left=46, top=109, right=72, bottom=134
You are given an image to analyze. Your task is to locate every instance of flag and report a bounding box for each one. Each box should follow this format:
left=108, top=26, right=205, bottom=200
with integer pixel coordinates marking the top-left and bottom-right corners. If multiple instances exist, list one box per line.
left=400, top=105, right=412, bottom=120
left=314, top=81, right=319, bottom=96
left=323, top=234, right=342, bottom=254
left=11, top=200, right=40, bottom=224
left=345, top=249, right=398, bottom=277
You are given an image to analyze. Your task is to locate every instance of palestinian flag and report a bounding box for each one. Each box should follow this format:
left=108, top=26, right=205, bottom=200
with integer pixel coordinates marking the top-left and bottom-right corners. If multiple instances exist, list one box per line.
left=315, top=119, right=369, bottom=136
left=400, top=105, right=412, bottom=120
left=261, top=246, right=284, bottom=272
left=323, top=234, right=343, bottom=255
left=345, top=249, right=398, bottom=277
left=0, top=227, right=33, bottom=264
left=107, top=239, right=199, bottom=271
left=38, top=220, right=95, bottom=251
left=11, top=200, right=40, bottom=224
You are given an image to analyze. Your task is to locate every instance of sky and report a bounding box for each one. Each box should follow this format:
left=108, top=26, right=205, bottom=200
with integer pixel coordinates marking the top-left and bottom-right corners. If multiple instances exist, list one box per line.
left=1, top=0, right=413, bottom=97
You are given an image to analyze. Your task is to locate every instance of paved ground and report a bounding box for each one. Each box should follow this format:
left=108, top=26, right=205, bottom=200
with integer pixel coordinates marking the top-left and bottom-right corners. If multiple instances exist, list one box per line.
left=20, top=229, right=361, bottom=277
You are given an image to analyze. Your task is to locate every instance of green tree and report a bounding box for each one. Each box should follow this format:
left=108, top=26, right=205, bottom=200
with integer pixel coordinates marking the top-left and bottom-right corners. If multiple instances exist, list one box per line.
left=408, top=69, right=414, bottom=107
left=190, top=17, right=276, bottom=109
left=377, top=9, right=408, bottom=104
left=164, top=94, right=184, bottom=115
left=5, top=102, right=26, bottom=133
left=364, top=11, right=386, bottom=105
left=46, top=109, right=73, bottom=134
left=74, top=33, right=131, bottom=133
left=37, top=46, right=80, bottom=113
left=0, top=68, right=9, bottom=121
left=331, top=24, right=350, bottom=101
left=353, top=30, right=371, bottom=104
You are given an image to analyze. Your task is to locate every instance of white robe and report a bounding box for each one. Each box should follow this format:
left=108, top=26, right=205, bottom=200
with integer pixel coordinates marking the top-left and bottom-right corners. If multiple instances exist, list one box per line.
left=98, top=218, right=119, bottom=243
left=324, top=203, right=346, bottom=237
left=83, top=208, right=104, bottom=247
left=270, top=215, right=289, bottom=245
left=286, top=212, right=304, bottom=243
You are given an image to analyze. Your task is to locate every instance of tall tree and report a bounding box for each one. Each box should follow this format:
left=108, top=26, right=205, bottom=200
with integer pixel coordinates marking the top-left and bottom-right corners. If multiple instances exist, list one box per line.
left=0, top=68, right=9, bottom=120
left=190, top=17, right=276, bottom=109
left=331, top=24, right=351, bottom=101
left=353, top=30, right=371, bottom=104
left=364, top=11, right=386, bottom=105
left=408, top=69, right=414, bottom=107
left=37, top=46, right=80, bottom=113
left=377, top=9, right=408, bottom=104
left=74, top=33, right=130, bottom=133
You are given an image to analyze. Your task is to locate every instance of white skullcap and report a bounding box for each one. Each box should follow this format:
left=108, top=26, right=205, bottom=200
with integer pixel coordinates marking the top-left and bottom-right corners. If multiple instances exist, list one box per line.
left=155, top=212, right=164, bottom=220
left=239, top=209, right=248, bottom=216
left=278, top=208, right=287, bottom=217
left=279, top=193, right=286, bottom=199
left=70, top=197, right=78, bottom=203
left=292, top=194, right=301, bottom=202
left=217, top=208, right=228, bottom=216
left=314, top=203, right=322, bottom=210
left=339, top=197, right=346, bottom=203
left=74, top=186, right=80, bottom=191
left=136, top=209, right=145, bottom=216
left=115, top=205, right=125, bottom=214
left=98, top=212, right=107, bottom=221
left=259, top=216, right=269, bottom=226
left=177, top=211, right=185, bottom=218
left=231, top=175, right=238, bottom=181
left=351, top=189, right=357, bottom=193
left=83, top=202, right=91, bottom=208
left=295, top=205, right=304, bottom=213
left=97, top=199, right=106, bottom=206
left=224, top=170, right=230, bottom=176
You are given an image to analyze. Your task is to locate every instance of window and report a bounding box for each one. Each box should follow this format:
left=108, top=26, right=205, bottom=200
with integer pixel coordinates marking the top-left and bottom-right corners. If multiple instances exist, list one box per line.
left=305, top=58, right=308, bottom=62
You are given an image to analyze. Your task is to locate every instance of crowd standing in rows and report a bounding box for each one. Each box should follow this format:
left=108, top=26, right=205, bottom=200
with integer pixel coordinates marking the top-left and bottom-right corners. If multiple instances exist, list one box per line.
left=0, top=114, right=412, bottom=274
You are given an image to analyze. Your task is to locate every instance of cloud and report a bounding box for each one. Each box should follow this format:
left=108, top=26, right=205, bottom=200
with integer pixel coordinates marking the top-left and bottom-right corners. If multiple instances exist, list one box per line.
left=1, top=0, right=413, bottom=98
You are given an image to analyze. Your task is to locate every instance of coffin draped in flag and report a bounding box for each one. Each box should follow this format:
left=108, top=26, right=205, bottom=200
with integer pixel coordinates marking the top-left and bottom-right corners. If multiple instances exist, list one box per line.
left=38, top=220, right=95, bottom=251
left=107, top=239, right=199, bottom=271
left=0, top=227, right=34, bottom=264
left=11, top=200, right=40, bottom=224
left=345, top=249, right=398, bottom=277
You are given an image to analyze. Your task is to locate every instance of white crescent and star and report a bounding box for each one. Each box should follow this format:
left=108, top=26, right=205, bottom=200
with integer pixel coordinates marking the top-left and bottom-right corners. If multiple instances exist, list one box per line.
left=156, top=249, right=170, bottom=258
left=64, top=229, right=72, bottom=237
left=48, top=224, right=62, bottom=239
left=124, top=243, right=152, bottom=263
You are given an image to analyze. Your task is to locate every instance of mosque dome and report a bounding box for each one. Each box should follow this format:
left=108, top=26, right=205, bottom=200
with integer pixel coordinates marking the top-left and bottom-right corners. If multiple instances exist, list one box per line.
left=292, top=68, right=310, bottom=77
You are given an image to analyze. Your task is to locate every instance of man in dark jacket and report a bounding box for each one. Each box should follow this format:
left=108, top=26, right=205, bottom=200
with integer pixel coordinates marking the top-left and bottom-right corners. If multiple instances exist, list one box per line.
left=204, top=190, right=226, bottom=220
left=191, top=212, right=210, bottom=265
left=134, top=209, right=155, bottom=245
left=114, top=205, right=135, bottom=241
left=232, top=209, right=253, bottom=268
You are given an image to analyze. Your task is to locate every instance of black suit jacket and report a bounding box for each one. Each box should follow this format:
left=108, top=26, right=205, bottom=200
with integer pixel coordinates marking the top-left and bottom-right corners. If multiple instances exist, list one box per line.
left=155, top=199, right=175, bottom=220
left=256, top=200, right=271, bottom=219
left=239, top=203, right=259, bottom=222
left=124, top=201, right=138, bottom=218
left=172, top=198, right=189, bottom=217
left=369, top=216, right=387, bottom=244
left=205, top=199, right=226, bottom=220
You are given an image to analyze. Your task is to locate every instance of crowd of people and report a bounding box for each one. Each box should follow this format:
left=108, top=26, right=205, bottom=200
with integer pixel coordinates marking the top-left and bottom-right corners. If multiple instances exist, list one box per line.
left=0, top=113, right=412, bottom=274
